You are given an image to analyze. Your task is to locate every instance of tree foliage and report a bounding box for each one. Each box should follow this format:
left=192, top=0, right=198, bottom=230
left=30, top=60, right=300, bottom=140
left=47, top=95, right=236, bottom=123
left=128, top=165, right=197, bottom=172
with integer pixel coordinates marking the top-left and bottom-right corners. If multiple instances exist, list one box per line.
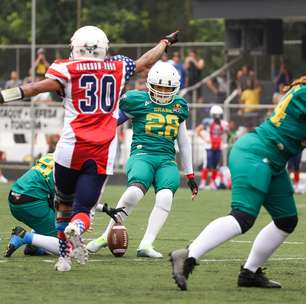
left=0, top=0, right=224, bottom=44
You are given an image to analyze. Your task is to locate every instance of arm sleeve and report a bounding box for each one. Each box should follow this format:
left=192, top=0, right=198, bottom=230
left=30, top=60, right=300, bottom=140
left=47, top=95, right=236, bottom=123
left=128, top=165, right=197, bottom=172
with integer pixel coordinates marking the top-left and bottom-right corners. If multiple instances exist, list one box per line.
left=111, top=55, right=136, bottom=81
left=177, top=121, right=194, bottom=175
left=117, top=110, right=130, bottom=126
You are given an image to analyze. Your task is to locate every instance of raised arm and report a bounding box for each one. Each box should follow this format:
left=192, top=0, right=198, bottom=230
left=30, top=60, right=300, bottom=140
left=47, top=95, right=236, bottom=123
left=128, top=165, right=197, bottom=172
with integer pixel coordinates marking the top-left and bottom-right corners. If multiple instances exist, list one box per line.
left=0, top=79, right=61, bottom=104
left=135, top=31, right=179, bottom=73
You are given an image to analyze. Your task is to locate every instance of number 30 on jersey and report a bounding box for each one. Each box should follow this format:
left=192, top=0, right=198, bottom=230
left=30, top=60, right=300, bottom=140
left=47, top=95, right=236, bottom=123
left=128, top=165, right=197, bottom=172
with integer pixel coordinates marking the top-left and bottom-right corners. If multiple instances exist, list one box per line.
left=78, top=74, right=116, bottom=113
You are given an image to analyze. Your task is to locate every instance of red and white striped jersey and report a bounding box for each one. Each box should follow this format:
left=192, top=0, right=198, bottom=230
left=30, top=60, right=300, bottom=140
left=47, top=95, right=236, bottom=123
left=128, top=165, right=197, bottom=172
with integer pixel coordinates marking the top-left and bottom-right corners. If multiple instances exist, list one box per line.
left=45, top=55, right=136, bottom=174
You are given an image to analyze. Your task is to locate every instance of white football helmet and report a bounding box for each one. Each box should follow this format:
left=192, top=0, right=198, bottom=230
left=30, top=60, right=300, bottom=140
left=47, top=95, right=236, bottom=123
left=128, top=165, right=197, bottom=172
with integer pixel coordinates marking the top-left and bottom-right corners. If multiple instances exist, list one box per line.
left=210, top=105, right=223, bottom=119
left=70, top=26, right=109, bottom=60
left=146, top=62, right=180, bottom=105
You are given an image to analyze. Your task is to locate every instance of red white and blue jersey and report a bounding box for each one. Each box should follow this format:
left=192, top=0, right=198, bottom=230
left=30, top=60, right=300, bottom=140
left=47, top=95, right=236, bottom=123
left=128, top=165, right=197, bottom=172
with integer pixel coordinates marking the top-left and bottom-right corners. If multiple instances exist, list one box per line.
left=202, top=118, right=228, bottom=150
left=45, top=55, right=136, bottom=174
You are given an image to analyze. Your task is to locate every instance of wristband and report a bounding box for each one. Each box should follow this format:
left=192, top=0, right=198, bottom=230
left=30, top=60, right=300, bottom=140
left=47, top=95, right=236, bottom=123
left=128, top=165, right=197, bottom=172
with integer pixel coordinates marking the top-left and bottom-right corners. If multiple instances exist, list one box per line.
left=186, top=173, right=194, bottom=180
left=0, top=87, right=24, bottom=103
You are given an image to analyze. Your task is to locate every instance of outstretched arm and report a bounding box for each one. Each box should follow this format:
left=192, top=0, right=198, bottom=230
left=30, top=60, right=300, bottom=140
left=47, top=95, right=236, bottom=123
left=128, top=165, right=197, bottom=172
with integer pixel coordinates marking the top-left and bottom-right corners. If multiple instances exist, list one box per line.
left=0, top=79, right=61, bottom=104
left=135, top=31, right=179, bottom=73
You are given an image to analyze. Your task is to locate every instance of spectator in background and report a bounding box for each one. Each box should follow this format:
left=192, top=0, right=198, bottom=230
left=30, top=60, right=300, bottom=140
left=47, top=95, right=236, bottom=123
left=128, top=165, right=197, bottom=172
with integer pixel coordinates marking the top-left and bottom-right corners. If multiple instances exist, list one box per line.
left=236, top=65, right=257, bottom=92
left=274, top=63, right=292, bottom=93
left=159, top=53, right=172, bottom=64
left=185, top=49, right=205, bottom=101
left=239, top=83, right=262, bottom=129
left=236, top=65, right=261, bottom=129
left=171, top=52, right=186, bottom=89
left=206, top=70, right=229, bottom=103
left=33, top=48, right=49, bottom=80
left=5, top=71, right=22, bottom=89
left=23, top=68, right=36, bottom=85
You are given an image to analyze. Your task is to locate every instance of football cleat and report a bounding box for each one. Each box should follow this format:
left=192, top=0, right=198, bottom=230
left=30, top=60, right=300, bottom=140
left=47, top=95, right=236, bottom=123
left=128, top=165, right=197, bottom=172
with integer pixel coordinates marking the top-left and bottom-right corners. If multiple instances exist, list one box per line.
left=64, top=223, right=88, bottom=264
left=238, top=266, right=282, bottom=288
left=137, top=246, right=163, bottom=258
left=54, top=256, right=72, bottom=272
left=86, top=235, right=107, bottom=253
left=169, top=248, right=198, bottom=291
left=4, top=226, right=27, bottom=257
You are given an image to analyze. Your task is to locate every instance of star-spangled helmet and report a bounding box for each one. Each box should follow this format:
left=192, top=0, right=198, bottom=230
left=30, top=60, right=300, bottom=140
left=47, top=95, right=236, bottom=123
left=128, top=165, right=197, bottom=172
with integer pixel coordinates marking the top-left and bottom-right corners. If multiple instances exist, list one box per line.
left=210, top=105, right=223, bottom=119
left=146, top=62, right=180, bottom=105
left=70, top=26, right=109, bottom=60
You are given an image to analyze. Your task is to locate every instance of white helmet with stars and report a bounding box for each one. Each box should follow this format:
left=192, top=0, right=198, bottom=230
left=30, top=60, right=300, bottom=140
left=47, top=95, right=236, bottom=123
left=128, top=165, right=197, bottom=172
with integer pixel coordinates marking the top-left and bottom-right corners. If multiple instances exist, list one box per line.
left=210, top=105, right=223, bottom=119
left=70, top=26, right=109, bottom=60
left=146, top=62, right=180, bottom=105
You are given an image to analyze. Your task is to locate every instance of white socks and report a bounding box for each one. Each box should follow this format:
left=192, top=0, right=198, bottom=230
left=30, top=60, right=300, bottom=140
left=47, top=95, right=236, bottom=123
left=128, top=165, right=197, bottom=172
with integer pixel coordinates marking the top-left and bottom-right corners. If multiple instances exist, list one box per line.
left=102, top=185, right=144, bottom=237
left=244, top=221, right=289, bottom=272
left=32, top=234, right=60, bottom=255
left=138, top=189, right=173, bottom=249
left=188, top=215, right=242, bottom=259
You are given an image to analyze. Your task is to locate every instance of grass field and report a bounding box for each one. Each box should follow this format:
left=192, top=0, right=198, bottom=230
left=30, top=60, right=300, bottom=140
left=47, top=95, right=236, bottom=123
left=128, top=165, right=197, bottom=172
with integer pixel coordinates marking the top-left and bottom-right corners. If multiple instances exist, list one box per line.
left=1, top=183, right=306, bottom=304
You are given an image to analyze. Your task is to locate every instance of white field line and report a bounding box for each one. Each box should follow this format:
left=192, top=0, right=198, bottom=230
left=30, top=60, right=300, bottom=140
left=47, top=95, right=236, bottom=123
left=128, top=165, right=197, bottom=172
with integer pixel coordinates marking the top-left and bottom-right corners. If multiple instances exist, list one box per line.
left=230, top=240, right=304, bottom=245
left=2, top=256, right=306, bottom=264
left=39, top=256, right=306, bottom=264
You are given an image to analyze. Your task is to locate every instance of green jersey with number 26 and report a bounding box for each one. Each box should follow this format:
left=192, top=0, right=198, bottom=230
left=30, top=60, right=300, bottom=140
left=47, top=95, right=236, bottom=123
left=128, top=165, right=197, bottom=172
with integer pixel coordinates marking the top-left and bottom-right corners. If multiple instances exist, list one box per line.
left=119, top=90, right=189, bottom=156
left=255, top=84, right=306, bottom=169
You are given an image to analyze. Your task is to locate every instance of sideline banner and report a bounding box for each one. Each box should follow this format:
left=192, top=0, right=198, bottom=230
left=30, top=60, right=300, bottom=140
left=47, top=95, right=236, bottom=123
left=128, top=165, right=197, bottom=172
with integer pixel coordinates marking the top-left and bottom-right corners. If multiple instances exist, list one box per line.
left=0, top=105, right=64, bottom=134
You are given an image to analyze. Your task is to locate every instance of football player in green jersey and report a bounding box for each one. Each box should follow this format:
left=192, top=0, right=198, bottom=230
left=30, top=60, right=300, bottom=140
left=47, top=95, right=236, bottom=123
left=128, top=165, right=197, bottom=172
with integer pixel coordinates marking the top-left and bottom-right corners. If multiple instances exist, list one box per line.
left=4, top=154, right=126, bottom=257
left=4, top=154, right=59, bottom=257
left=170, top=77, right=306, bottom=290
left=87, top=62, right=198, bottom=258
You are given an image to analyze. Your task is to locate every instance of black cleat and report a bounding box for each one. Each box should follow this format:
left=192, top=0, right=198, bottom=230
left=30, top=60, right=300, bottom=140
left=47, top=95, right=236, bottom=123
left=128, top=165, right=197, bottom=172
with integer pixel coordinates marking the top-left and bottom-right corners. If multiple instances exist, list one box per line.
left=238, top=266, right=282, bottom=288
left=169, top=249, right=198, bottom=291
left=4, top=226, right=27, bottom=257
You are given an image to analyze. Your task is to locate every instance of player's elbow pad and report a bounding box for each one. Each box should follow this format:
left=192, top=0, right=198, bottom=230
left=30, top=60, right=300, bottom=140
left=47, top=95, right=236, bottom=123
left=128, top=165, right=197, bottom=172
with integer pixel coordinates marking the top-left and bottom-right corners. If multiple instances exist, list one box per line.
left=0, top=87, right=24, bottom=104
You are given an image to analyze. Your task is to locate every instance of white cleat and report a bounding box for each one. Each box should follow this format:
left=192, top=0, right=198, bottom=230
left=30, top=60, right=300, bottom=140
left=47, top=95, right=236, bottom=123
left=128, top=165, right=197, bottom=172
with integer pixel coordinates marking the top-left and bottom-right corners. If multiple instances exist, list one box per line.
left=86, top=235, right=107, bottom=253
left=137, top=246, right=163, bottom=258
left=54, top=256, right=72, bottom=272
left=64, top=223, right=88, bottom=264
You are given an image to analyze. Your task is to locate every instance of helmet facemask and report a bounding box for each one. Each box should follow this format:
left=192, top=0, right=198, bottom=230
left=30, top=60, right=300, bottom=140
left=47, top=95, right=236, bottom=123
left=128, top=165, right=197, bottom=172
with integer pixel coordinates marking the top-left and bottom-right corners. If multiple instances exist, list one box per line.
left=147, top=83, right=179, bottom=105
left=146, top=62, right=180, bottom=106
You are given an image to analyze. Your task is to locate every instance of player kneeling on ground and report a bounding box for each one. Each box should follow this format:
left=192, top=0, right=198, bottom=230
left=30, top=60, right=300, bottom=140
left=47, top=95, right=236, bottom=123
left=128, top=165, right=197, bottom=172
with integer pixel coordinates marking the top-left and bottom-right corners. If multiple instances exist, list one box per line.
left=170, top=77, right=306, bottom=290
left=87, top=62, right=198, bottom=258
left=4, top=154, right=126, bottom=258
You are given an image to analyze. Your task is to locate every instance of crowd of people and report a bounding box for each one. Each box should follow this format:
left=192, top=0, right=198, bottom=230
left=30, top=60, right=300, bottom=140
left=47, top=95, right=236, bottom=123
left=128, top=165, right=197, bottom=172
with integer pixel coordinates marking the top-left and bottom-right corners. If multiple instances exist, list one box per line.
left=0, top=45, right=302, bottom=194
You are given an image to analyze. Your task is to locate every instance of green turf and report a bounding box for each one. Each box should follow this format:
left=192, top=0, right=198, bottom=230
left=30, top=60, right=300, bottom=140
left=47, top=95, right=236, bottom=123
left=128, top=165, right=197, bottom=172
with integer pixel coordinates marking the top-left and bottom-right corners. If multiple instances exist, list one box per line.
left=1, top=183, right=306, bottom=304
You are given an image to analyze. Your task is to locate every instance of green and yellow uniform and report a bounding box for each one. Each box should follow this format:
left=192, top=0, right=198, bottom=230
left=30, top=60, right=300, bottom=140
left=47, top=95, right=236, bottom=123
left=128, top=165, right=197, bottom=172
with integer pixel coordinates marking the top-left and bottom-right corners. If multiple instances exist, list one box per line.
left=230, top=84, right=306, bottom=218
left=120, top=90, right=189, bottom=193
left=8, top=154, right=56, bottom=236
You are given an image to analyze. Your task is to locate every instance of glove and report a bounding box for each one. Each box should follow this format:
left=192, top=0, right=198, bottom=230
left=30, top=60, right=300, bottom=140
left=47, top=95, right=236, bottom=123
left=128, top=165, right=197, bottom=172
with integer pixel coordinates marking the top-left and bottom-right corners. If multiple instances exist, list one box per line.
left=186, top=174, right=198, bottom=200
left=102, top=203, right=128, bottom=223
left=160, top=30, right=179, bottom=52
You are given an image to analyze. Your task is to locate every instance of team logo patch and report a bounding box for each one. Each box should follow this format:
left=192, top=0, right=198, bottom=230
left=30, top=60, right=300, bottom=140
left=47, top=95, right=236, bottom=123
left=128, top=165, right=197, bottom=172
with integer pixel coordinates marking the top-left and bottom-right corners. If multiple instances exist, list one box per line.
left=173, top=103, right=182, bottom=113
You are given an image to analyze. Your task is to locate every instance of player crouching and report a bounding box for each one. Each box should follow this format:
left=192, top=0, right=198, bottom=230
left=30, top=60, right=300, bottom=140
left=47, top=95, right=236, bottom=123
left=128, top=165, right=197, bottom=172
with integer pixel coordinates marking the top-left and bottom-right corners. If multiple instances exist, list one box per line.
left=87, top=62, right=198, bottom=258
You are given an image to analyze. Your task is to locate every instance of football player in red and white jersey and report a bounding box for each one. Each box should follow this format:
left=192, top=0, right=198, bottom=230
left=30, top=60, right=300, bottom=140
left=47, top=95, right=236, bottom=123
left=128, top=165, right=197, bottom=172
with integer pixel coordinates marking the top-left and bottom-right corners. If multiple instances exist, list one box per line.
left=0, top=26, right=179, bottom=271
left=196, top=105, right=228, bottom=190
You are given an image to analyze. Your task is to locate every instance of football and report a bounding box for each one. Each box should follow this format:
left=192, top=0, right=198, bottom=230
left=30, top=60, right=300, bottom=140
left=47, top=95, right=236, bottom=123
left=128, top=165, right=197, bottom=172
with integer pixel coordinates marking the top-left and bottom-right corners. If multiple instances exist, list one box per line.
left=107, top=223, right=128, bottom=257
